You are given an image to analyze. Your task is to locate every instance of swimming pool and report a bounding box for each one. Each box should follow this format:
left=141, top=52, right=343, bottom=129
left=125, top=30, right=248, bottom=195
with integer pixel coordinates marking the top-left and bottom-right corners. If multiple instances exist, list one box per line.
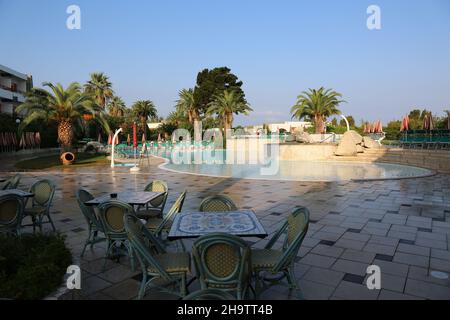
left=154, top=149, right=433, bottom=182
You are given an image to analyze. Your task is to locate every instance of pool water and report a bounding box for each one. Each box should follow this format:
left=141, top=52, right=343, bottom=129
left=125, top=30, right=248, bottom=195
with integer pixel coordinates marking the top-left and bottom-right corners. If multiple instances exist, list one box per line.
left=154, top=149, right=433, bottom=181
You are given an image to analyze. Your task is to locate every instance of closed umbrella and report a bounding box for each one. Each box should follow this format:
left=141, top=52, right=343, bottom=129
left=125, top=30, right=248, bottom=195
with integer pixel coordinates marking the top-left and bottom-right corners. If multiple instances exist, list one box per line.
left=133, top=122, right=137, bottom=148
left=107, top=133, right=112, bottom=145
left=0, top=133, right=4, bottom=152
left=127, top=134, right=131, bottom=146
left=98, top=133, right=102, bottom=143
left=429, top=113, right=434, bottom=131
left=141, top=133, right=146, bottom=144
left=157, top=133, right=161, bottom=142
left=423, top=114, right=429, bottom=130
left=35, top=132, right=41, bottom=147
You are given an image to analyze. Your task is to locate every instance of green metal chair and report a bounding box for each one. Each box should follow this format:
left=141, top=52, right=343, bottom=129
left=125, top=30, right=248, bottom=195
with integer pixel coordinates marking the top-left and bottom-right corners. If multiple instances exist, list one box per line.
left=23, top=179, right=56, bottom=232
left=199, top=195, right=238, bottom=212
left=76, top=188, right=106, bottom=257
left=0, top=180, right=10, bottom=190
left=192, top=233, right=252, bottom=300
left=251, top=207, right=309, bottom=297
left=146, top=190, right=186, bottom=237
left=183, top=289, right=236, bottom=300
left=137, top=180, right=169, bottom=219
left=0, top=194, right=25, bottom=236
left=97, top=200, right=136, bottom=271
left=2, top=174, right=21, bottom=190
left=123, top=213, right=191, bottom=299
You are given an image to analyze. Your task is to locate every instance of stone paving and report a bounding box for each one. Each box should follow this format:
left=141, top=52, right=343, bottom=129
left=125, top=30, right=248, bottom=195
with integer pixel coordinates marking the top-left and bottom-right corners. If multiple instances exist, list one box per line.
left=2, top=157, right=450, bottom=300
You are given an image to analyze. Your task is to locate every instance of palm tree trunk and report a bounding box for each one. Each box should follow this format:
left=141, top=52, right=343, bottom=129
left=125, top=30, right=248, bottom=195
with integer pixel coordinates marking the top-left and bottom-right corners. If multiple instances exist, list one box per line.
left=315, top=114, right=324, bottom=134
left=58, top=120, right=74, bottom=152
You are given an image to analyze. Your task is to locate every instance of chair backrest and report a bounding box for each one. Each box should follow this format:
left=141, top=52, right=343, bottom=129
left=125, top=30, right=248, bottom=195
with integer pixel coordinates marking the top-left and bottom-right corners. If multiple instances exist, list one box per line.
left=30, top=179, right=56, bottom=208
left=9, top=174, right=21, bottom=189
left=76, top=188, right=103, bottom=232
left=183, top=289, right=236, bottom=300
left=0, top=194, right=25, bottom=234
left=0, top=181, right=10, bottom=190
left=192, top=233, right=251, bottom=292
left=3, top=174, right=21, bottom=190
left=154, top=190, right=186, bottom=235
left=199, top=195, right=238, bottom=212
left=144, top=180, right=168, bottom=208
left=123, top=213, right=172, bottom=281
left=269, top=207, right=310, bottom=272
left=97, top=200, right=135, bottom=238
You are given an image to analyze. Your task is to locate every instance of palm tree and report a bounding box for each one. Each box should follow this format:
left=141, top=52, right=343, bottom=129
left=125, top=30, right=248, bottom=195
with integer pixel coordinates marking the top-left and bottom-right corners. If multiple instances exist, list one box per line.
left=175, top=88, right=199, bottom=125
left=291, top=87, right=345, bottom=134
left=132, top=100, right=158, bottom=138
left=206, top=90, right=252, bottom=132
left=108, top=96, right=127, bottom=117
left=84, top=72, right=114, bottom=109
left=16, top=82, right=110, bottom=150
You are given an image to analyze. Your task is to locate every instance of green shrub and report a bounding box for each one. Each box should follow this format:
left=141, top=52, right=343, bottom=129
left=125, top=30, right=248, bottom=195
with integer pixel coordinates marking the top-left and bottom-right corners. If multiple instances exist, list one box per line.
left=0, top=234, right=72, bottom=300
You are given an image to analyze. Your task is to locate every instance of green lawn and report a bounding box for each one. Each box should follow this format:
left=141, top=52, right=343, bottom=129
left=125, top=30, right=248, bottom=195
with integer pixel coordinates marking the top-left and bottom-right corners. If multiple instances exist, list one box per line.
left=15, top=153, right=109, bottom=170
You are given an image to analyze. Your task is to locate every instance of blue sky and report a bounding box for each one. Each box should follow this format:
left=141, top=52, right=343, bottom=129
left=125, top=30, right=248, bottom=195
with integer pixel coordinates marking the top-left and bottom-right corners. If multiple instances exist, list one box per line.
left=1, top=0, right=449, bottom=126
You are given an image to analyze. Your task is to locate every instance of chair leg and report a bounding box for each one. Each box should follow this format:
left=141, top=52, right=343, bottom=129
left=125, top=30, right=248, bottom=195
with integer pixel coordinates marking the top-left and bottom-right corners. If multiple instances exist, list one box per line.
left=103, top=240, right=112, bottom=272
left=286, top=268, right=298, bottom=289
left=180, top=274, right=187, bottom=297
left=138, top=273, right=147, bottom=300
left=47, top=213, right=56, bottom=232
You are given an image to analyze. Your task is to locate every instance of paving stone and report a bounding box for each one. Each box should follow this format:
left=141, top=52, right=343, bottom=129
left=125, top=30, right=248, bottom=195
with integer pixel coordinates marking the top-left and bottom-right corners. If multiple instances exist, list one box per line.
left=300, top=253, right=337, bottom=268
left=334, top=238, right=366, bottom=251
left=430, top=248, right=450, bottom=261
left=379, top=273, right=406, bottom=293
left=415, top=238, right=447, bottom=250
left=393, top=252, right=429, bottom=268
left=296, top=279, right=336, bottom=300
left=301, top=266, right=345, bottom=287
left=378, top=290, right=423, bottom=300
left=430, top=258, right=450, bottom=273
left=310, top=244, right=344, bottom=258
left=332, top=259, right=369, bottom=276
left=397, top=243, right=430, bottom=257
left=341, top=249, right=376, bottom=264
left=405, top=278, right=450, bottom=300
left=332, top=281, right=380, bottom=300
left=364, top=243, right=396, bottom=256
left=372, top=259, right=409, bottom=277
left=101, top=279, right=140, bottom=300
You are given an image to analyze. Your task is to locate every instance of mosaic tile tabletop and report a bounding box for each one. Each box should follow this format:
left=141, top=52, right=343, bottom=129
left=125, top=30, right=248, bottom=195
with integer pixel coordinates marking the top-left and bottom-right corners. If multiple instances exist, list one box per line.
left=85, top=191, right=163, bottom=206
left=168, top=210, right=268, bottom=240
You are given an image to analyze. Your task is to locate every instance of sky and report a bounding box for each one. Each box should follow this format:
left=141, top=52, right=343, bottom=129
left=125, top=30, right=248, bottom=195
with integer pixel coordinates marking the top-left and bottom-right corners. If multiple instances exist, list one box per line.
left=1, top=0, right=449, bottom=126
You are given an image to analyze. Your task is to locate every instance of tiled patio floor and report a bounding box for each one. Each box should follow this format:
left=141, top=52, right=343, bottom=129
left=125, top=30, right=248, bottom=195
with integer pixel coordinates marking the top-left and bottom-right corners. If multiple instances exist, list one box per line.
left=3, top=157, right=450, bottom=300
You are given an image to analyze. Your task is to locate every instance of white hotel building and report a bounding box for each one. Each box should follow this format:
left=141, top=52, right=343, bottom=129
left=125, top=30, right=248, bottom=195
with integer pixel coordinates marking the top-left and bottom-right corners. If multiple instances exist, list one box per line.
left=0, top=64, right=32, bottom=116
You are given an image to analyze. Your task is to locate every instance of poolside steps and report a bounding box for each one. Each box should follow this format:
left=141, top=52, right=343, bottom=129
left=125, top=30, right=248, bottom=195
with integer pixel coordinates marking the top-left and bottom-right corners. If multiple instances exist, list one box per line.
left=331, top=148, right=450, bottom=173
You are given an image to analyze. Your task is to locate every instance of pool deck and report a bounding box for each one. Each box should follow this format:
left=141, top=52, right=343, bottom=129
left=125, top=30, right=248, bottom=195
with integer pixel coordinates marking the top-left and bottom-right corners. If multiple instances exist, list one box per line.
left=2, top=156, right=450, bottom=300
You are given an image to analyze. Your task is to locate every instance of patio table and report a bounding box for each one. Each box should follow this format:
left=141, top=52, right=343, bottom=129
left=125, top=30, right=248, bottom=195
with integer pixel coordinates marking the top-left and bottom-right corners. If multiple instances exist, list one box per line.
left=85, top=191, right=164, bottom=207
left=0, top=189, right=34, bottom=198
left=168, top=210, right=268, bottom=240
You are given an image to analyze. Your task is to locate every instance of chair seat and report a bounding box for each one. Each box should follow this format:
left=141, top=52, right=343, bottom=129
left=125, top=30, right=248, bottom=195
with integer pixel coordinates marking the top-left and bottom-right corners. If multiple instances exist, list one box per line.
left=146, top=218, right=172, bottom=231
left=24, top=206, right=46, bottom=216
left=137, top=208, right=162, bottom=219
left=147, top=252, right=191, bottom=274
left=251, top=249, right=283, bottom=270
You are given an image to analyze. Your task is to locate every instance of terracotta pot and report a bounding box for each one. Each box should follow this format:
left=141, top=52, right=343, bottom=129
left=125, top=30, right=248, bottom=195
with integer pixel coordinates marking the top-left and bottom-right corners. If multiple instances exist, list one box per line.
left=60, top=152, right=76, bottom=165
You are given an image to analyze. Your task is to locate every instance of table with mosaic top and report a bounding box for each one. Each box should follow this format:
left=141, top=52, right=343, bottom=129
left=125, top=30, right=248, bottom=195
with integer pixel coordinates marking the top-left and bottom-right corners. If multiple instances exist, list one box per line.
left=85, top=191, right=163, bottom=206
left=168, top=210, right=268, bottom=240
